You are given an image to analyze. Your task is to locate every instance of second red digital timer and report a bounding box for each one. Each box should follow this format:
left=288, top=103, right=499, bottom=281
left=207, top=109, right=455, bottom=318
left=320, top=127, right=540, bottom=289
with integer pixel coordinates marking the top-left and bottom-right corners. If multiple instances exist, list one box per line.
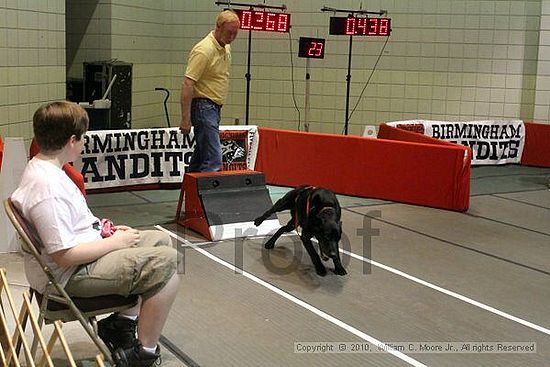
left=329, top=16, right=391, bottom=36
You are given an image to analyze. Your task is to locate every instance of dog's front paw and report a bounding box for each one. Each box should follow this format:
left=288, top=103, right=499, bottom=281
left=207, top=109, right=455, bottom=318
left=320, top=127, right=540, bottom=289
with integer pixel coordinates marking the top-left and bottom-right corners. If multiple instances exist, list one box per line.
left=254, top=216, right=264, bottom=226
left=334, top=267, right=347, bottom=276
left=315, top=265, right=327, bottom=276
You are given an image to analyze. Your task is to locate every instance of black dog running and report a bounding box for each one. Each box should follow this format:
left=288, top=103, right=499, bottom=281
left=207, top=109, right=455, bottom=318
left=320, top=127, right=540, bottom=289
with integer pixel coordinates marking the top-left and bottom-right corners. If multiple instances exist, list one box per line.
left=254, top=186, right=347, bottom=276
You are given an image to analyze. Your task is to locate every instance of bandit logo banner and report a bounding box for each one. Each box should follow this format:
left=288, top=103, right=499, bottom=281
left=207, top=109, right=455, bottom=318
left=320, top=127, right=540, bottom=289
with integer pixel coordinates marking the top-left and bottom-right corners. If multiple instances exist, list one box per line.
left=387, top=120, right=525, bottom=165
left=74, top=126, right=259, bottom=189
left=220, top=130, right=248, bottom=170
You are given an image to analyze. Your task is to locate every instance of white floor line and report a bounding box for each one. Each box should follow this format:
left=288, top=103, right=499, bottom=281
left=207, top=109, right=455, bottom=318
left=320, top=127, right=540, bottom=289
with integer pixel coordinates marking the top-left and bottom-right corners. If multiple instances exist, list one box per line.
left=168, top=229, right=550, bottom=336
left=340, top=249, right=550, bottom=336
left=156, top=225, right=427, bottom=367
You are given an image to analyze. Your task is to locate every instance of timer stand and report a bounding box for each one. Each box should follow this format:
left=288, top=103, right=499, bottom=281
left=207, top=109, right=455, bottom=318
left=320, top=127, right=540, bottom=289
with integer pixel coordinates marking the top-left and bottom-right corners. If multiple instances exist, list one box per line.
left=245, top=24, right=252, bottom=126
left=298, top=37, right=325, bottom=131
left=216, top=2, right=290, bottom=125
left=321, top=6, right=390, bottom=135
left=305, top=58, right=310, bottom=131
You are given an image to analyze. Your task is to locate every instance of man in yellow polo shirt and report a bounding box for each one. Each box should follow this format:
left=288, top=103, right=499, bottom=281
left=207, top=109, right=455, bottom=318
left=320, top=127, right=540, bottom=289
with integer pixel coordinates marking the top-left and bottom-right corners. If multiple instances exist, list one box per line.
left=180, top=10, right=240, bottom=172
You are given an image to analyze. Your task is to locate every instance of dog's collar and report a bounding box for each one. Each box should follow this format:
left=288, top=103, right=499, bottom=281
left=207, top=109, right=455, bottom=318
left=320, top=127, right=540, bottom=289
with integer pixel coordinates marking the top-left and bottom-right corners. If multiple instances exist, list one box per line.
left=295, top=186, right=318, bottom=229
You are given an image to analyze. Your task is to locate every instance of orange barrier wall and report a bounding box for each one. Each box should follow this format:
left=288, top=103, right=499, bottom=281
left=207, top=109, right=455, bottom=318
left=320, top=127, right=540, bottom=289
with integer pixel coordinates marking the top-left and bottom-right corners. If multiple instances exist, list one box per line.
left=521, top=122, right=550, bottom=167
left=255, top=127, right=471, bottom=211
left=0, top=136, right=3, bottom=172
left=377, top=123, right=461, bottom=148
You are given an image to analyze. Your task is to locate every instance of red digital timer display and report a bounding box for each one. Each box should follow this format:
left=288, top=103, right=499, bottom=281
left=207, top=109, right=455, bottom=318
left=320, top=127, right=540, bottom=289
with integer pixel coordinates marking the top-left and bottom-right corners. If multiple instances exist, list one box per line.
left=298, top=37, right=325, bottom=59
left=234, top=9, right=290, bottom=33
left=329, top=16, right=391, bottom=36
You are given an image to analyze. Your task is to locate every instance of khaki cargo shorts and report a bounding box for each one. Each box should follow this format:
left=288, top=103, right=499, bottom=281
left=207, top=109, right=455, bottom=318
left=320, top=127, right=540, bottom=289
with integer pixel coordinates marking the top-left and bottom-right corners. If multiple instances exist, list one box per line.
left=65, top=230, right=177, bottom=300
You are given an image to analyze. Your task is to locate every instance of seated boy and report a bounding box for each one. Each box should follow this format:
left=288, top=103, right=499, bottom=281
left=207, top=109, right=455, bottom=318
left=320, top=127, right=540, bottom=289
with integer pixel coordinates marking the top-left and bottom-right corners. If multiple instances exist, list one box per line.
left=11, top=101, right=179, bottom=367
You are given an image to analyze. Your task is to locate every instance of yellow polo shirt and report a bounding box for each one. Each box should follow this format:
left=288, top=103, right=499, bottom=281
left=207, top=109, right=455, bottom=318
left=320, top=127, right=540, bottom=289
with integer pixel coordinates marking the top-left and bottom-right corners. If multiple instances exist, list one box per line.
left=185, top=31, right=231, bottom=106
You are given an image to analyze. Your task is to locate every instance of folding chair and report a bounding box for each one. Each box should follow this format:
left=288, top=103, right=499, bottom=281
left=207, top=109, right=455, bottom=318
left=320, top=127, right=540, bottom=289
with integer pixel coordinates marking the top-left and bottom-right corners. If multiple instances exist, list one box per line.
left=1, top=269, right=108, bottom=367
left=3, top=198, right=139, bottom=365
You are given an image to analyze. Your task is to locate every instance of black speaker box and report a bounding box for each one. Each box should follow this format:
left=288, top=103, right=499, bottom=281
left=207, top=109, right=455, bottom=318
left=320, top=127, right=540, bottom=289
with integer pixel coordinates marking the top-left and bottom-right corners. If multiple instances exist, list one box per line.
left=84, top=61, right=132, bottom=130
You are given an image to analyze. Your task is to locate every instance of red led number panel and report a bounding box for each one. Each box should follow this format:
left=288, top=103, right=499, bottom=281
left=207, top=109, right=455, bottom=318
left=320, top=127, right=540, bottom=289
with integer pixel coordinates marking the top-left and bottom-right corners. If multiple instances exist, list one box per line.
left=329, top=16, right=391, bottom=36
left=235, top=10, right=291, bottom=33
left=308, top=42, right=323, bottom=57
left=298, top=37, right=325, bottom=59
left=346, top=17, right=390, bottom=36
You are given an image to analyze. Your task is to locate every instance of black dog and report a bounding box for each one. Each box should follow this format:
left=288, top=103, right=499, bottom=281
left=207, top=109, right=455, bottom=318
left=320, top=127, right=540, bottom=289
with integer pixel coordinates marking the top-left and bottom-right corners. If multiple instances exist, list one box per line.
left=254, top=186, right=347, bottom=276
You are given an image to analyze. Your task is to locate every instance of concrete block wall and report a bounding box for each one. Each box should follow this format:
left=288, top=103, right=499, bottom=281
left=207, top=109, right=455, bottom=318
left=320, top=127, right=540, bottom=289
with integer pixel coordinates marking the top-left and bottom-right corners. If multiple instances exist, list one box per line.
left=1, top=0, right=549, bottom=144
left=169, top=0, right=548, bottom=135
left=535, top=0, right=550, bottom=121
left=66, top=0, right=111, bottom=80
left=109, top=0, right=172, bottom=129
left=0, top=0, right=66, bottom=141
left=66, top=0, right=172, bottom=129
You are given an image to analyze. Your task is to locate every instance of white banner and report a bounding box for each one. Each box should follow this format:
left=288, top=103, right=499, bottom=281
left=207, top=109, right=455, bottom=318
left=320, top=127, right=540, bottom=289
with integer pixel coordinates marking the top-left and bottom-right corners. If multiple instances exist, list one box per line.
left=0, top=137, right=26, bottom=252
left=74, top=126, right=259, bottom=190
left=387, top=120, right=525, bottom=165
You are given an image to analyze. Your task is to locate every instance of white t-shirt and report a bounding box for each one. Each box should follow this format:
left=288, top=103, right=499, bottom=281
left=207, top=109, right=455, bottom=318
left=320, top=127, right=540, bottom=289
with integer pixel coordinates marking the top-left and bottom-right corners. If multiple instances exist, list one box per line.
left=11, top=158, right=101, bottom=292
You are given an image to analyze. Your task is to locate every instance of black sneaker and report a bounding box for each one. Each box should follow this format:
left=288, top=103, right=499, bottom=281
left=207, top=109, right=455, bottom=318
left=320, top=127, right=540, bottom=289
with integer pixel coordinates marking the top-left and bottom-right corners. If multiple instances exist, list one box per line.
left=97, top=313, right=137, bottom=352
left=113, top=340, right=161, bottom=367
